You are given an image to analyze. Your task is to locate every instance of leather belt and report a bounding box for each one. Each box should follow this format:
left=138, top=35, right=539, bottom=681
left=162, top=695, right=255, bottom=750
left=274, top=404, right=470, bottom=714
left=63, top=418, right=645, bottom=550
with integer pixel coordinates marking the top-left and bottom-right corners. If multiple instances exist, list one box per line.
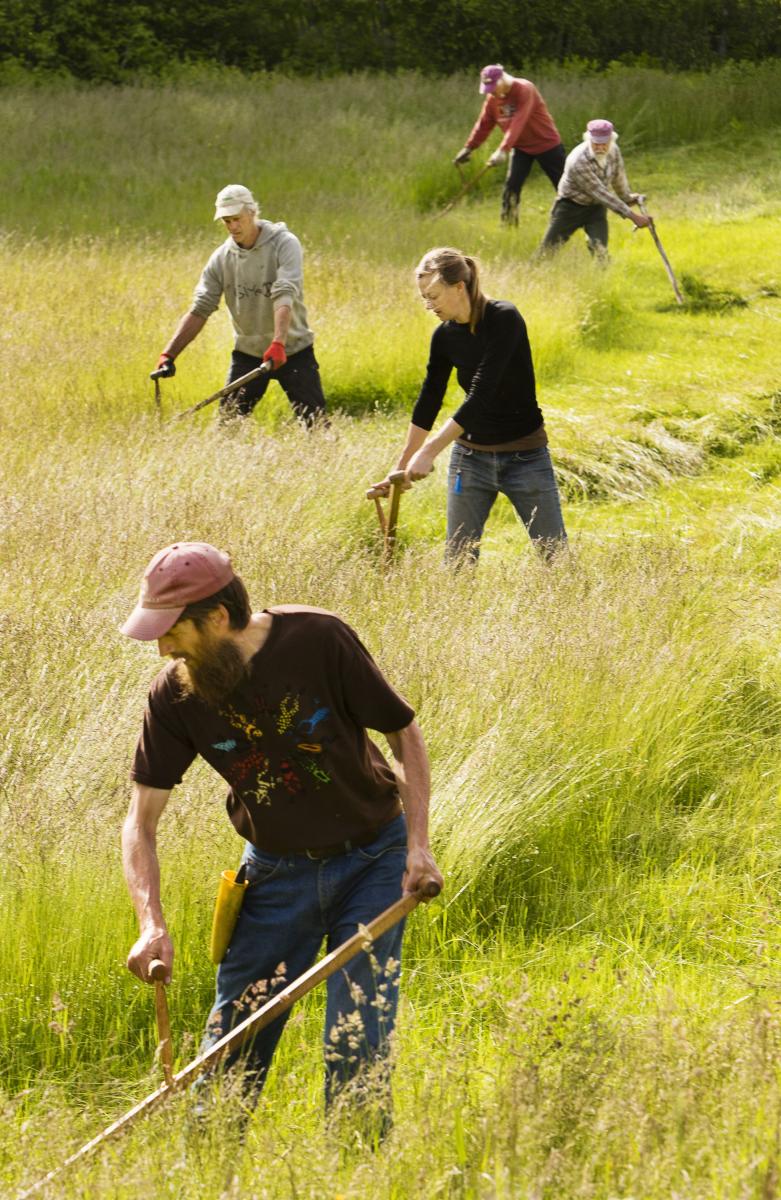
left=297, top=829, right=382, bottom=860
left=254, top=827, right=385, bottom=861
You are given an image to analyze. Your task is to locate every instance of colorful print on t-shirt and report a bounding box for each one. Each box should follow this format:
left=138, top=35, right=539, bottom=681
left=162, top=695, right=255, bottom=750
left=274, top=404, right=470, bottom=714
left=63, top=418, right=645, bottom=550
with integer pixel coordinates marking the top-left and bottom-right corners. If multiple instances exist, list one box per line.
left=216, top=690, right=334, bottom=804
left=131, top=607, right=414, bottom=850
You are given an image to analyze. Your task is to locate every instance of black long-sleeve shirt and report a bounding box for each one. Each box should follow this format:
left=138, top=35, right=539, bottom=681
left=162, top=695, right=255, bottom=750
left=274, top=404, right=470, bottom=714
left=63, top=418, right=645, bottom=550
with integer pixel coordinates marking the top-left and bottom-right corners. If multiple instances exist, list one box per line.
left=411, top=300, right=544, bottom=444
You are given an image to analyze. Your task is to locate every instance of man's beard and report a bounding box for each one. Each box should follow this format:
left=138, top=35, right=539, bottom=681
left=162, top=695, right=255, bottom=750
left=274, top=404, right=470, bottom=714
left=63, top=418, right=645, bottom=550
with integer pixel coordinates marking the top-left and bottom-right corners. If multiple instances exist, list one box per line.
left=174, top=635, right=248, bottom=708
left=592, top=140, right=613, bottom=171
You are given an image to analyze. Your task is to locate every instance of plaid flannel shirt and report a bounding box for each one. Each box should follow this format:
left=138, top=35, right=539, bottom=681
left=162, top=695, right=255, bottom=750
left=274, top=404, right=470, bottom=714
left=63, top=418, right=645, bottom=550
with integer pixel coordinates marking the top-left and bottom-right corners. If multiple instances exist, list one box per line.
left=557, top=137, right=634, bottom=218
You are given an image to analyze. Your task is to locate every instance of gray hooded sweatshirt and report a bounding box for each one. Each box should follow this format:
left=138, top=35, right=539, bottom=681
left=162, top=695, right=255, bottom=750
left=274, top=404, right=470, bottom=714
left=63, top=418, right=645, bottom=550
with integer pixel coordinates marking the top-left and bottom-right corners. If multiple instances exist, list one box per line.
left=191, top=221, right=314, bottom=358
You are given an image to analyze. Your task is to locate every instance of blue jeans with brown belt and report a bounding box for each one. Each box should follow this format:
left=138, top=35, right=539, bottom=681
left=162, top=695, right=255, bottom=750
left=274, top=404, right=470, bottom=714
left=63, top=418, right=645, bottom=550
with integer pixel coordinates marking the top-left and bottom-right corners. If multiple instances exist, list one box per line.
left=200, top=813, right=408, bottom=1109
left=447, top=443, right=567, bottom=562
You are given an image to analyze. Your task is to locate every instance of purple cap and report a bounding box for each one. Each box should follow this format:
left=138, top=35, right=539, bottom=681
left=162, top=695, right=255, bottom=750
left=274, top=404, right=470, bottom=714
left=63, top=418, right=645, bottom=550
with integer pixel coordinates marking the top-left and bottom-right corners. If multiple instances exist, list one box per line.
left=479, top=64, right=504, bottom=94
left=587, top=119, right=614, bottom=144
left=121, top=542, right=235, bottom=641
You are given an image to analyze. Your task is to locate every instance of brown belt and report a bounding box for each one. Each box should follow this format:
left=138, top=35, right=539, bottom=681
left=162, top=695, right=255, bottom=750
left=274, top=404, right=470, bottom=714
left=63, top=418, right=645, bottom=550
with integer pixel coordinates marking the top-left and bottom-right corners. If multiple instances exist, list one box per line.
left=257, top=826, right=387, bottom=861
left=456, top=426, right=548, bottom=453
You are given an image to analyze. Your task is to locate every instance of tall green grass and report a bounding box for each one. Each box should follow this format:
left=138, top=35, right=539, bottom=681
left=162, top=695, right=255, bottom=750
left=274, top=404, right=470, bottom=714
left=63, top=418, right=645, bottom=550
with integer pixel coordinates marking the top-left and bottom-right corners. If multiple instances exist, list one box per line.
left=2, top=71, right=781, bottom=1197
left=3, top=63, right=781, bottom=239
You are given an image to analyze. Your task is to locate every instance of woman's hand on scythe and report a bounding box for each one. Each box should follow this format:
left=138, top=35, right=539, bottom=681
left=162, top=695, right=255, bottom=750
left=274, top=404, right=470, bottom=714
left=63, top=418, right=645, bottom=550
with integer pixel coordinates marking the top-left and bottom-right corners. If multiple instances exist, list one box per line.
left=406, top=446, right=437, bottom=481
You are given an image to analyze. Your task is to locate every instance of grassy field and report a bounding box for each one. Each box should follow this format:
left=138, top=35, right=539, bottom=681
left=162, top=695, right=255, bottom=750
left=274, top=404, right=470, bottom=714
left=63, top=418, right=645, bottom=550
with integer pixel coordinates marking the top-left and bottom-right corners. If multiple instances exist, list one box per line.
left=2, top=64, right=781, bottom=1198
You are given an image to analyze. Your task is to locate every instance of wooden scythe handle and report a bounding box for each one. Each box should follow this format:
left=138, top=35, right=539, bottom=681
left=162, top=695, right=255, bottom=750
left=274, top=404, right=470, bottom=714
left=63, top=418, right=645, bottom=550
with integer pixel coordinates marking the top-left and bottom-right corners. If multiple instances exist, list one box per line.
left=148, top=959, right=174, bottom=1087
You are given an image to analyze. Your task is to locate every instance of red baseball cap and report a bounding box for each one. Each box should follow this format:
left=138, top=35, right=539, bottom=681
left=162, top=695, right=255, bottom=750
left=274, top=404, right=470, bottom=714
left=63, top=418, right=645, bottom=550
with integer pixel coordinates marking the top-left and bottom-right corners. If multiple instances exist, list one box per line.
left=121, top=542, right=235, bottom=641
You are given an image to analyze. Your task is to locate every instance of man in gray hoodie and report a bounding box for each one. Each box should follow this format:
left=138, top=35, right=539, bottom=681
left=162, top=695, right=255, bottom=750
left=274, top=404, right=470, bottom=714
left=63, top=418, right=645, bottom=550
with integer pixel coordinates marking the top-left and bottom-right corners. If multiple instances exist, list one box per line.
left=154, top=184, right=326, bottom=424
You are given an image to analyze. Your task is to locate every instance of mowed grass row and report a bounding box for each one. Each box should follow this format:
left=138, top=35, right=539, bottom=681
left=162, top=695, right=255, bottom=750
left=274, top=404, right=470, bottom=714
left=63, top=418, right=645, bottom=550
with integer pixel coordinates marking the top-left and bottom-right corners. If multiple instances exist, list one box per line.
left=4, top=61, right=781, bottom=236
left=2, top=70, right=781, bottom=1196
left=1, top=203, right=780, bottom=488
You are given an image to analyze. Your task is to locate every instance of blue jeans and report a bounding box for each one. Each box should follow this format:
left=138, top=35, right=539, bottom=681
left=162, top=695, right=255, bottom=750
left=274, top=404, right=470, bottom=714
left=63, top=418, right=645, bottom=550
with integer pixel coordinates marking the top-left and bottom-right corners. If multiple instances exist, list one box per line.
left=446, top=443, right=567, bottom=562
left=200, top=814, right=408, bottom=1106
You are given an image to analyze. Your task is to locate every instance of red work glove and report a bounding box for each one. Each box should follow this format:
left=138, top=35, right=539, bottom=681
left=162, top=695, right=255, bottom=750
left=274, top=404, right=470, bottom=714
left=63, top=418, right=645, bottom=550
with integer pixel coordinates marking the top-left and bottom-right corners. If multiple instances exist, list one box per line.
left=150, top=352, right=176, bottom=380
left=262, top=340, right=287, bottom=370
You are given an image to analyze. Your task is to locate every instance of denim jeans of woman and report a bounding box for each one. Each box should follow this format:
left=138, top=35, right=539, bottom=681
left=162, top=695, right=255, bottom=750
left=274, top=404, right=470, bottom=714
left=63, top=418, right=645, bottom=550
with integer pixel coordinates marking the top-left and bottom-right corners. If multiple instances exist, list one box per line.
left=198, top=814, right=408, bottom=1115
left=446, top=443, right=567, bottom=562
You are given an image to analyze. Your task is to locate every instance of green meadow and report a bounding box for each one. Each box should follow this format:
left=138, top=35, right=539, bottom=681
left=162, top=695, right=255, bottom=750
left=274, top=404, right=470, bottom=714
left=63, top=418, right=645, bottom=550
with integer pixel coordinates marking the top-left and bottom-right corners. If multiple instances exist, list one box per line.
left=2, top=64, right=781, bottom=1197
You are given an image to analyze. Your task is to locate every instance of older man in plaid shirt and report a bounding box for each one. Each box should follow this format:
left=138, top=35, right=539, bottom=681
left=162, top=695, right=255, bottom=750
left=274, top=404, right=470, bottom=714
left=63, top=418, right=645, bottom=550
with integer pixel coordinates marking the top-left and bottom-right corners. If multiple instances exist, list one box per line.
left=538, top=119, right=652, bottom=258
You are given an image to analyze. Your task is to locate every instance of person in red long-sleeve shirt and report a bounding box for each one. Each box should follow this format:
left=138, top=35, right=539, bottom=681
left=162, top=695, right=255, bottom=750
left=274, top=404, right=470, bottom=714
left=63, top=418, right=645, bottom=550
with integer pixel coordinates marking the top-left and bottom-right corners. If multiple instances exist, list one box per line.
left=453, top=64, right=566, bottom=227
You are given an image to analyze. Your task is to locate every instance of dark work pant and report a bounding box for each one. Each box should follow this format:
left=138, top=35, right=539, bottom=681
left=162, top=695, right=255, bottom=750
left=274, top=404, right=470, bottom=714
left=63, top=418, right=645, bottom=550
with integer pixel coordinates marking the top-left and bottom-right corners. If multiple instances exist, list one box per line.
left=540, top=198, right=609, bottom=255
left=502, top=142, right=566, bottom=224
left=223, top=344, right=327, bottom=425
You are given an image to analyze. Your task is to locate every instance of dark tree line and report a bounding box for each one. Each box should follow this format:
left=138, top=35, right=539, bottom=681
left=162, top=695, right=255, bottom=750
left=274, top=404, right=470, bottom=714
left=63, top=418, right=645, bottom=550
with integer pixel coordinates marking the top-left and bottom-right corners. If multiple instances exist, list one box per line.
left=1, top=0, right=780, bottom=81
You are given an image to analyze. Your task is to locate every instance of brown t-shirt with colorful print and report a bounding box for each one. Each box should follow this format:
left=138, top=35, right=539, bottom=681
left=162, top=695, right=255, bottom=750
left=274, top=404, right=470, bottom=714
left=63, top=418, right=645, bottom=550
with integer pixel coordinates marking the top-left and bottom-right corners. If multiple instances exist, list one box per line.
left=130, top=606, right=415, bottom=852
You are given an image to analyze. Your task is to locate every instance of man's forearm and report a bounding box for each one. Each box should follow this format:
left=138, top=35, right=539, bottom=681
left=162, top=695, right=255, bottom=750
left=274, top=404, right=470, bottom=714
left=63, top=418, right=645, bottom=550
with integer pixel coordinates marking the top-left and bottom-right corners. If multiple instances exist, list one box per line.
left=466, top=106, right=494, bottom=150
left=386, top=721, right=432, bottom=848
left=163, top=311, right=207, bottom=359
left=273, top=304, right=292, bottom=345
left=122, top=817, right=165, bottom=931
left=122, top=785, right=173, bottom=980
left=386, top=722, right=443, bottom=897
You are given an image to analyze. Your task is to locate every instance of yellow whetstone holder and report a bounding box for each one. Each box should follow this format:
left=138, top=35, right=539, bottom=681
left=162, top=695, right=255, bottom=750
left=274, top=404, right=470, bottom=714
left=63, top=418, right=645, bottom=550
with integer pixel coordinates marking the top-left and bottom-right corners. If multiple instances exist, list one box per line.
left=209, top=866, right=249, bottom=964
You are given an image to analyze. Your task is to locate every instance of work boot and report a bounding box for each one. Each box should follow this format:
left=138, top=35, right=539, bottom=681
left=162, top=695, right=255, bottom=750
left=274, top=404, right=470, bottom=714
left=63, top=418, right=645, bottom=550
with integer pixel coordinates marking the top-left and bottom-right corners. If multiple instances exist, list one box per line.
left=501, top=192, right=519, bottom=227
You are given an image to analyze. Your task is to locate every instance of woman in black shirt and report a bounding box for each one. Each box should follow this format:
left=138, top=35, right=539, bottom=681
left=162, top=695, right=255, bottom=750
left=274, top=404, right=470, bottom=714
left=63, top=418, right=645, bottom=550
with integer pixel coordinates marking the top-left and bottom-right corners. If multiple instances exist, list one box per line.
left=372, top=246, right=566, bottom=561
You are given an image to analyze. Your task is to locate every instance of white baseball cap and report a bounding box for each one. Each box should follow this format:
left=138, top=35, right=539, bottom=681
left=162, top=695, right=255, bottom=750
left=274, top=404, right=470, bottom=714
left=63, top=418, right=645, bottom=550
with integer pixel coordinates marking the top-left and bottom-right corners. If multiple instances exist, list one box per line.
left=214, top=184, right=257, bottom=219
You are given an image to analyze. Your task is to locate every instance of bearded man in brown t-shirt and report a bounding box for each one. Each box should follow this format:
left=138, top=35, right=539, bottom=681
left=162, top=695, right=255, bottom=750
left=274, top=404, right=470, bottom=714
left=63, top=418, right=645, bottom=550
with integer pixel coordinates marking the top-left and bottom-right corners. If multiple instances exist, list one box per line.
left=120, top=541, right=442, bottom=1114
